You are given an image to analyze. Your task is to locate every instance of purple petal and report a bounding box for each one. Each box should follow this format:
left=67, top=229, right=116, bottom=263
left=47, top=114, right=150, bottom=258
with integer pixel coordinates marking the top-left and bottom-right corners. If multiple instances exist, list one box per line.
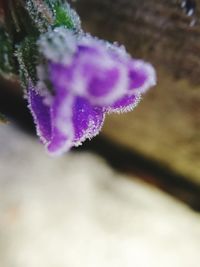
left=48, top=62, right=73, bottom=90
left=28, top=85, right=51, bottom=144
left=88, top=68, right=120, bottom=97
left=28, top=83, right=74, bottom=156
left=106, top=94, right=141, bottom=113
left=70, top=42, right=129, bottom=106
left=72, top=96, right=105, bottom=146
left=129, top=60, right=156, bottom=94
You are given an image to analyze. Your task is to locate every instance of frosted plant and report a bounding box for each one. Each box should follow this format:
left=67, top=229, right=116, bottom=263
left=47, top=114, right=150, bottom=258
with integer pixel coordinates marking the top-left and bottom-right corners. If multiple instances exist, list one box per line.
left=0, top=0, right=156, bottom=155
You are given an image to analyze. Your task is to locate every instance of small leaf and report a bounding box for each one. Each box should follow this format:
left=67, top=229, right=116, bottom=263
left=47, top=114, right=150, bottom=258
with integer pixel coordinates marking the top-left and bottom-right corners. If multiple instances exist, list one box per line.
left=16, top=36, right=39, bottom=87
left=54, top=4, right=74, bottom=29
left=0, top=27, right=15, bottom=75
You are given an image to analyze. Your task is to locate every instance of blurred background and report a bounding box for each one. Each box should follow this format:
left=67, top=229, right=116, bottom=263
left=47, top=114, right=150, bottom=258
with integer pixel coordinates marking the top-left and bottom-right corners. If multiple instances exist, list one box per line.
left=0, top=0, right=200, bottom=266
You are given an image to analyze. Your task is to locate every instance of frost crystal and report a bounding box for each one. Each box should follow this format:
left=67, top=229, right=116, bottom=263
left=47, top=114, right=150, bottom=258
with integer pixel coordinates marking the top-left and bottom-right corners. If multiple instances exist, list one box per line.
left=38, top=27, right=77, bottom=65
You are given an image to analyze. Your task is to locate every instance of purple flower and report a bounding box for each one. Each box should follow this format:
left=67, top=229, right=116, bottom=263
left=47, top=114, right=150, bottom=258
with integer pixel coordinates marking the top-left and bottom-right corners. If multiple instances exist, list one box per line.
left=28, top=36, right=156, bottom=155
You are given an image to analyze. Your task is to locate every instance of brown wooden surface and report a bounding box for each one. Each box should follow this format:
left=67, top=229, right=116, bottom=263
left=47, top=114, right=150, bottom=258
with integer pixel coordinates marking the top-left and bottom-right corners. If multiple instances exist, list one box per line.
left=74, top=0, right=200, bottom=85
left=73, top=0, right=200, bottom=183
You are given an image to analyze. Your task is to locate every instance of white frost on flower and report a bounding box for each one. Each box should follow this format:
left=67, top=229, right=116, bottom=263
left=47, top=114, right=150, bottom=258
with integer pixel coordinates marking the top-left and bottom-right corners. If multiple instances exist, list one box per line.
left=130, top=60, right=157, bottom=94
left=37, top=27, right=77, bottom=65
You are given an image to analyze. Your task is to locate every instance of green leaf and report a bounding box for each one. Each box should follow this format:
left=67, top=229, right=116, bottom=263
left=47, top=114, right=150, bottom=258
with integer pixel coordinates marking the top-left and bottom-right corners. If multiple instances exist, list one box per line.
left=16, top=36, right=39, bottom=87
left=44, top=0, right=81, bottom=30
left=54, top=3, right=74, bottom=29
left=0, top=27, right=15, bottom=75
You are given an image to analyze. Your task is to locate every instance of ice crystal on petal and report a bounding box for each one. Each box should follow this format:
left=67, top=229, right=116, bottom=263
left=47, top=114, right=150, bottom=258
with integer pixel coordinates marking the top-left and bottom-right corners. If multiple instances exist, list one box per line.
left=38, top=27, right=77, bottom=65
left=106, top=94, right=142, bottom=114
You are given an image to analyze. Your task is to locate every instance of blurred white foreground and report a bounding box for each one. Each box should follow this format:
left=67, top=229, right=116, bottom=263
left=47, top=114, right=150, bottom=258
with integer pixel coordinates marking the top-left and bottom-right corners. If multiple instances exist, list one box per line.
left=0, top=124, right=200, bottom=267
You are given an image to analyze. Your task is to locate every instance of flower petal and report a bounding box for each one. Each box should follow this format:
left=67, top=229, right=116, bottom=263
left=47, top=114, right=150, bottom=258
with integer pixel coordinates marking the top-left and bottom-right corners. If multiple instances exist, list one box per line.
left=106, top=94, right=141, bottom=114
left=28, top=84, right=51, bottom=144
left=129, top=60, right=156, bottom=94
left=28, top=83, right=74, bottom=156
left=70, top=41, right=129, bottom=106
left=72, top=96, right=105, bottom=146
